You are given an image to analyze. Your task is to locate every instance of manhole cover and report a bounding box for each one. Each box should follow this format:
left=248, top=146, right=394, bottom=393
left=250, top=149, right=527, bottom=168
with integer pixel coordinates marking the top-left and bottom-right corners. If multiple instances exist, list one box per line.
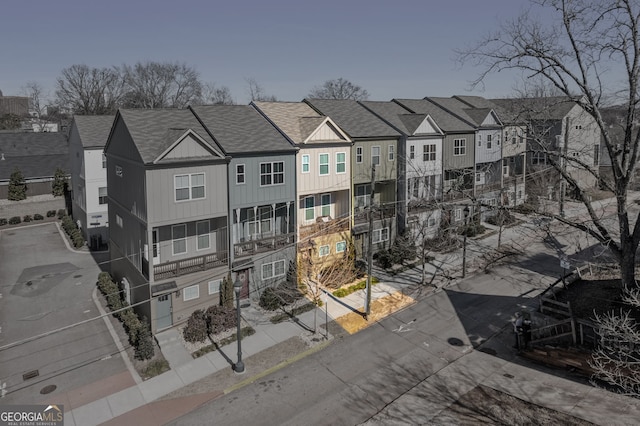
left=40, top=385, right=56, bottom=394
left=447, top=337, right=464, bottom=346
left=73, top=275, right=82, bottom=278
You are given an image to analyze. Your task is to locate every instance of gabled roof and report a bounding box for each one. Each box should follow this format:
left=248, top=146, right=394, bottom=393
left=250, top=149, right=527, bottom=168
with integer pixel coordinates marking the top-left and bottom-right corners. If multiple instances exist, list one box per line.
left=393, top=99, right=475, bottom=132
left=360, top=100, right=441, bottom=136
left=0, top=132, right=69, bottom=180
left=191, top=105, right=295, bottom=154
left=72, top=115, right=115, bottom=148
left=253, top=101, right=350, bottom=144
left=424, top=97, right=501, bottom=128
left=490, top=96, right=578, bottom=122
left=113, top=108, right=223, bottom=164
left=304, top=98, right=400, bottom=139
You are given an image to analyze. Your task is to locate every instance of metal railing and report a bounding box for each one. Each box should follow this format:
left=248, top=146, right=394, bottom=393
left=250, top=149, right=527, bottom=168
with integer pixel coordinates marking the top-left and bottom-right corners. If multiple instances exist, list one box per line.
left=234, top=233, right=295, bottom=258
left=154, top=251, right=228, bottom=280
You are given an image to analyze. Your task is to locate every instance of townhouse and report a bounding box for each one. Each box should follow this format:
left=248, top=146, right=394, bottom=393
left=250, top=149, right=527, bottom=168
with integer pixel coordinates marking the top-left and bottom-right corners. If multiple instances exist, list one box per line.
left=304, top=99, right=401, bottom=257
left=251, top=101, right=352, bottom=278
left=190, top=105, right=297, bottom=303
left=68, top=115, right=114, bottom=248
left=105, top=108, right=230, bottom=333
left=359, top=100, right=444, bottom=241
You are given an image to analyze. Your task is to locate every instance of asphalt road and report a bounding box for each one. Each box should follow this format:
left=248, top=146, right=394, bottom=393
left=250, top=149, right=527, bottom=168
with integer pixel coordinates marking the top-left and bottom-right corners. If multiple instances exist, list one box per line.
left=0, top=223, right=127, bottom=404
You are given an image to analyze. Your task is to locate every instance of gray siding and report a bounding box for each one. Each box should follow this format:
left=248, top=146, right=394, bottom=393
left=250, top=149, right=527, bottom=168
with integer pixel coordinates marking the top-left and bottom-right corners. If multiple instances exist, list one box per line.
left=443, top=133, right=475, bottom=170
left=228, top=154, right=296, bottom=208
left=352, top=139, right=397, bottom=185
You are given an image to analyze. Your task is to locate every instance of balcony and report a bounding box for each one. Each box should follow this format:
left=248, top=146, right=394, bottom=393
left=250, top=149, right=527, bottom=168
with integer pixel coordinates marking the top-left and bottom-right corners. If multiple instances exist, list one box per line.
left=234, top=233, right=296, bottom=258
left=354, top=204, right=396, bottom=224
left=299, top=217, right=350, bottom=241
left=154, top=251, right=228, bottom=280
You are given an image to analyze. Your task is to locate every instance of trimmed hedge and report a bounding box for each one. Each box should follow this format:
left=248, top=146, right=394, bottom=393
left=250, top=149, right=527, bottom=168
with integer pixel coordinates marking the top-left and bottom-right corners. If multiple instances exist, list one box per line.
left=9, top=216, right=21, bottom=225
left=47, top=210, right=57, bottom=218
left=333, top=277, right=380, bottom=298
left=34, top=213, right=44, bottom=220
left=0, top=218, right=6, bottom=226
left=60, top=214, right=85, bottom=248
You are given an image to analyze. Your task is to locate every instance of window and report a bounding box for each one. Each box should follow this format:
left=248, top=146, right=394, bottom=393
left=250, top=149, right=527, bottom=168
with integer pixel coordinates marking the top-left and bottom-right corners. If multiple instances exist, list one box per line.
left=175, top=173, right=205, bottom=201
left=388, top=145, right=395, bottom=161
left=115, top=165, right=123, bottom=177
left=183, top=285, right=199, bottom=301
left=319, top=154, right=329, bottom=175
left=336, top=241, right=346, bottom=253
left=321, top=193, right=331, bottom=217
left=477, top=134, right=482, bottom=147
left=260, top=161, right=285, bottom=186
left=532, top=152, right=547, bottom=165
left=428, top=217, right=436, bottom=227
left=487, top=134, right=492, bottom=149
left=594, top=144, right=600, bottom=166
left=372, top=146, right=380, bottom=165
left=98, top=187, right=107, bottom=205
left=236, top=164, right=245, bottom=184
left=409, top=145, right=415, bottom=160
left=410, top=177, right=419, bottom=198
left=115, top=214, right=123, bottom=228
left=196, top=220, right=210, bottom=250
left=454, top=208, right=462, bottom=221
left=319, top=245, right=330, bottom=257
left=208, top=279, right=221, bottom=295
left=423, top=144, right=436, bottom=161
left=172, top=224, right=187, bottom=255
left=102, top=153, right=107, bottom=168
left=355, top=184, right=371, bottom=208
left=356, top=146, right=363, bottom=163
left=302, top=155, right=310, bottom=173
left=503, top=159, right=509, bottom=176
left=336, top=152, right=346, bottom=173
left=476, top=172, right=485, bottom=184
left=454, top=139, right=466, bottom=156
left=305, top=196, right=315, bottom=221
left=372, top=227, right=389, bottom=244
left=262, top=259, right=286, bottom=280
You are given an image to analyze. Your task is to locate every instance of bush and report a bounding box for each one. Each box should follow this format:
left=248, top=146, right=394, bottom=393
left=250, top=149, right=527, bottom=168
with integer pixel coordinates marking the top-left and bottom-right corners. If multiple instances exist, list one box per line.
left=8, top=216, right=21, bottom=225
left=259, top=287, right=283, bottom=311
left=135, top=318, right=154, bottom=360
left=374, top=249, right=394, bottom=269
left=332, top=277, right=379, bottom=298
left=183, top=310, right=208, bottom=343
left=486, top=210, right=517, bottom=227
left=206, top=305, right=237, bottom=335
left=46, top=210, right=56, bottom=218
left=142, top=359, right=169, bottom=378
left=23, top=215, right=32, bottom=222
left=57, top=209, right=66, bottom=219
left=121, top=308, right=142, bottom=345
left=461, top=223, right=486, bottom=238
left=0, top=218, right=6, bottom=226
left=33, top=213, right=44, bottom=220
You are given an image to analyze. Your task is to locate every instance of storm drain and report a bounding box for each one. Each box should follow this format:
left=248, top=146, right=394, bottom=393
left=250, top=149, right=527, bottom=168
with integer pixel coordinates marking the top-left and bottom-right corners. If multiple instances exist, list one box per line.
left=40, top=385, right=56, bottom=394
left=23, top=370, right=39, bottom=381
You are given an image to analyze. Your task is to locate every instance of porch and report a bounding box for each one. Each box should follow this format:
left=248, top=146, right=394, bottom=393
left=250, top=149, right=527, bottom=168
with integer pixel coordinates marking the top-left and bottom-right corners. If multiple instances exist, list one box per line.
left=154, top=251, right=228, bottom=280
left=234, top=233, right=296, bottom=258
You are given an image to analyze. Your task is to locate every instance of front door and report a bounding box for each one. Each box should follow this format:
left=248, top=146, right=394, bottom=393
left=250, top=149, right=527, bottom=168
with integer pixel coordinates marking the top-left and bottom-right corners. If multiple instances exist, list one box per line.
left=156, top=294, right=172, bottom=330
left=237, top=270, right=250, bottom=299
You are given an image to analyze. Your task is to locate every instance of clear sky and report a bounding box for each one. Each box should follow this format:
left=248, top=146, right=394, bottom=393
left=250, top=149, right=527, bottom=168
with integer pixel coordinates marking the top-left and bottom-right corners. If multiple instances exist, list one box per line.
left=1, top=0, right=542, bottom=104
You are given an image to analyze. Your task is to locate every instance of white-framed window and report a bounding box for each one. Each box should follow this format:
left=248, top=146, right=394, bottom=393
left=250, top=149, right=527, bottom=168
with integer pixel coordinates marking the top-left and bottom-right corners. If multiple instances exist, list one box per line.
left=355, top=184, right=370, bottom=208
left=388, top=145, right=395, bottom=161
left=236, top=164, right=245, bottom=184
left=172, top=224, right=187, bottom=255
left=409, top=145, right=415, bottom=160
left=454, top=139, right=466, bottom=156
left=208, top=279, right=222, bottom=295
left=175, top=173, right=205, bottom=201
left=183, top=284, right=199, bottom=301
left=302, top=155, right=310, bottom=173
left=321, top=193, right=331, bottom=217
left=487, top=134, right=492, bottom=149
left=260, top=161, right=284, bottom=186
left=532, top=151, right=547, bottom=165
left=336, top=152, right=346, bottom=173
left=102, top=153, right=107, bottom=168
left=262, top=259, right=286, bottom=280
left=371, top=146, right=380, bottom=165
left=196, top=220, right=210, bottom=250
left=98, top=187, right=107, bottom=205
left=115, top=165, right=123, bottom=177
left=428, top=217, right=436, bottom=227
left=319, top=154, right=329, bottom=175
left=305, top=196, right=315, bottom=221
left=356, top=146, right=363, bottom=163
left=318, top=245, right=330, bottom=257
left=423, top=144, right=436, bottom=161
left=115, top=214, right=123, bottom=228
left=336, top=240, right=347, bottom=253
left=454, top=208, right=462, bottom=221
left=372, top=227, right=389, bottom=244
left=503, top=159, right=509, bottom=176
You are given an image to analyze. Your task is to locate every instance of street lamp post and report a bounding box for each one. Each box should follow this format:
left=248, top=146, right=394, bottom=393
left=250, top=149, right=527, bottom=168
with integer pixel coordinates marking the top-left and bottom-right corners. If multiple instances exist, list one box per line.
left=462, top=206, right=470, bottom=278
left=233, top=276, right=245, bottom=374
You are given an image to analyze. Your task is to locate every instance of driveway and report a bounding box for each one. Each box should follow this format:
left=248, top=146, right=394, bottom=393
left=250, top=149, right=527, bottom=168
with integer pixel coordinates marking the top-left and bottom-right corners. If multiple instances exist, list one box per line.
left=0, top=223, right=128, bottom=405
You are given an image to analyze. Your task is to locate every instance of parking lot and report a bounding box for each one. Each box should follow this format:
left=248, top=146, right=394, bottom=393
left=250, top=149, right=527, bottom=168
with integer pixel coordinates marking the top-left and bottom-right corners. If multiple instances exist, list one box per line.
left=0, top=222, right=128, bottom=405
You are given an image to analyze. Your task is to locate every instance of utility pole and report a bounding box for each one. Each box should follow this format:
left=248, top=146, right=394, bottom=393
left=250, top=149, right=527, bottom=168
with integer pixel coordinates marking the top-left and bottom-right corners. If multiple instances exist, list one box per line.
left=559, top=117, right=569, bottom=217
left=365, top=164, right=376, bottom=320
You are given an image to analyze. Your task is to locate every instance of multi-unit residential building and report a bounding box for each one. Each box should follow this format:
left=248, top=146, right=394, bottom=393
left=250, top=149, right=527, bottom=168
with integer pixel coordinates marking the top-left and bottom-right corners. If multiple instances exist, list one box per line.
left=304, top=99, right=401, bottom=257
left=105, top=108, right=230, bottom=333
left=251, top=101, right=352, bottom=277
left=190, top=105, right=297, bottom=303
left=68, top=115, right=114, bottom=248
left=359, top=101, right=444, bottom=240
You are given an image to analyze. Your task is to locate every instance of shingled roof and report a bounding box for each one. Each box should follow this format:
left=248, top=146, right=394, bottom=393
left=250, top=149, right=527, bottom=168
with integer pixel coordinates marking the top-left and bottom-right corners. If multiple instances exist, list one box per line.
left=190, top=105, right=295, bottom=154
left=360, top=101, right=430, bottom=135
left=252, top=101, right=323, bottom=143
left=304, top=99, right=400, bottom=139
left=393, top=99, right=475, bottom=132
left=490, top=96, right=578, bottom=122
left=0, top=132, right=69, bottom=181
left=72, top=115, right=115, bottom=148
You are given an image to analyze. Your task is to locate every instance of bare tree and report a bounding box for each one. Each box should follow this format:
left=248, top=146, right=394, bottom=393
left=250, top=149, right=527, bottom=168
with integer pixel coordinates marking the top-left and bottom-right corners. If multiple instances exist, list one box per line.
left=21, top=81, right=48, bottom=118
left=121, top=61, right=202, bottom=108
left=55, top=64, right=124, bottom=115
left=245, top=78, right=277, bottom=102
left=459, top=0, right=640, bottom=288
left=199, top=82, right=235, bottom=105
left=307, top=78, right=370, bottom=101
